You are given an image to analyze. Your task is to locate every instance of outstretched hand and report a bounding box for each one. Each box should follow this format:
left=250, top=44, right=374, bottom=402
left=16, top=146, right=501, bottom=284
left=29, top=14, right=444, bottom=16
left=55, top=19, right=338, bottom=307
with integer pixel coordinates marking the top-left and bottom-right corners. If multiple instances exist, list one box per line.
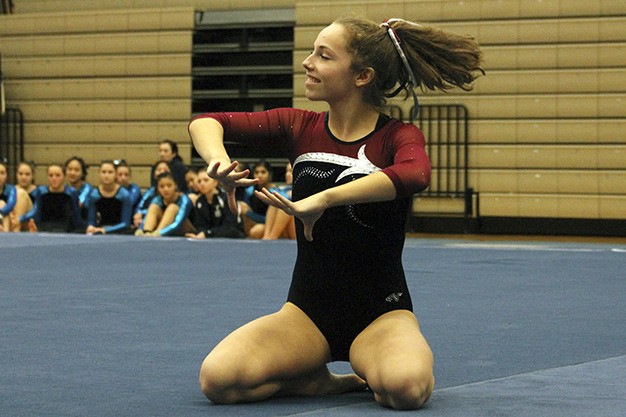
left=255, top=188, right=327, bottom=241
left=207, top=161, right=257, bottom=214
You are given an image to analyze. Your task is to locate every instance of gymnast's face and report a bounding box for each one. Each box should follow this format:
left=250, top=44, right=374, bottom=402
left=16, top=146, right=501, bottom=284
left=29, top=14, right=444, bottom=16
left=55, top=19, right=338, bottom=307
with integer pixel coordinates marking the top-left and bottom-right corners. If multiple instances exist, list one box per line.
left=154, top=162, right=170, bottom=179
left=253, top=165, right=271, bottom=187
left=196, top=171, right=217, bottom=195
left=157, top=177, right=177, bottom=201
left=302, top=23, right=358, bottom=103
left=99, top=163, right=116, bottom=186
left=116, top=166, right=130, bottom=186
left=185, top=170, right=198, bottom=192
left=0, top=164, right=7, bottom=186
left=47, top=166, right=65, bottom=190
left=65, top=160, right=84, bottom=184
left=158, top=143, right=175, bottom=162
left=17, top=164, right=35, bottom=188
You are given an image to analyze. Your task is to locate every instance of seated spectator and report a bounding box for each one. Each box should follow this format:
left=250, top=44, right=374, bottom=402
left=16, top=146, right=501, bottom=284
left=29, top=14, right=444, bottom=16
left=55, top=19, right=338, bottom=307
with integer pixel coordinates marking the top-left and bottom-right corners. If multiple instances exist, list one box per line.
left=185, top=166, right=200, bottom=204
left=133, top=160, right=170, bottom=229
left=135, top=172, right=193, bottom=237
left=263, top=162, right=295, bottom=240
left=15, top=161, right=39, bottom=229
left=0, top=161, right=31, bottom=232
left=114, top=159, right=142, bottom=213
left=0, top=160, right=34, bottom=232
left=85, top=160, right=132, bottom=235
left=16, top=160, right=38, bottom=197
left=31, top=164, right=82, bottom=233
left=185, top=169, right=245, bottom=239
left=149, top=139, right=188, bottom=193
left=240, top=160, right=276, bottom=239
left=64, top=156, right=93, bottom=228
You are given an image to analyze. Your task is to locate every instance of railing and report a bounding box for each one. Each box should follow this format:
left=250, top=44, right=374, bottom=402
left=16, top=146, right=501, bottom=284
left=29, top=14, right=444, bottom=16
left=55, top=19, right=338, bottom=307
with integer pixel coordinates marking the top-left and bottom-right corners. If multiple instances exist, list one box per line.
left=0, top=107, right=24, bottom=182
left=410, top=104, right=480, bottom=220
left=1, top=0, right=15, bottom=14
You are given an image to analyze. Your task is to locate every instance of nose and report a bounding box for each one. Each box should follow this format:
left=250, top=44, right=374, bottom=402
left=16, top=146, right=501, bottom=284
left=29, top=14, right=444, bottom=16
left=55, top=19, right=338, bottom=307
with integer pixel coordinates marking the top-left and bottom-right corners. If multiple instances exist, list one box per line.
left=302, top=53, right=313, bottom=70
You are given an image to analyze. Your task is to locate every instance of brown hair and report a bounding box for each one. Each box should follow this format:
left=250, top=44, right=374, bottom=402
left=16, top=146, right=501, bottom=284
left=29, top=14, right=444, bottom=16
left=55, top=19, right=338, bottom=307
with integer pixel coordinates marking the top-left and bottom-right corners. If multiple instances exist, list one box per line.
left=334, top=16, right=484, bottom=108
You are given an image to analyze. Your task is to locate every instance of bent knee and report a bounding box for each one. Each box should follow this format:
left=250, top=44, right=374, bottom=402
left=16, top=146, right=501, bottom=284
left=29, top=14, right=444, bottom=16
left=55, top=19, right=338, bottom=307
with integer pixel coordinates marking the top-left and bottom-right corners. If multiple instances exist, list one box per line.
left=199, top=354, right=273, bottom=404
left=199, top=357, right=240, bottom=404
left=371, top=370, right=434, bottom=410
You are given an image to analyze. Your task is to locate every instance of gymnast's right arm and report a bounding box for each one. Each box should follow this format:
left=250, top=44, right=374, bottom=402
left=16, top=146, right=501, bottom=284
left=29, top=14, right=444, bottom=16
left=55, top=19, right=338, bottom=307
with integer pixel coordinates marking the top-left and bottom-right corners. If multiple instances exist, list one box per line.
left=188, top=117, right=230, bottom=171
left=188, top=116, right=257, bottom=212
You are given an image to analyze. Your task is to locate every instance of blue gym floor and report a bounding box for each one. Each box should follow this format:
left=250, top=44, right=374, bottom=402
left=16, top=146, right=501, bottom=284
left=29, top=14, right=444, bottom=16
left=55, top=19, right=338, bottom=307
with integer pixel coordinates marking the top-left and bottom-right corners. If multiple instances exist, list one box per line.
left=1, top=233, right=624, bottom=416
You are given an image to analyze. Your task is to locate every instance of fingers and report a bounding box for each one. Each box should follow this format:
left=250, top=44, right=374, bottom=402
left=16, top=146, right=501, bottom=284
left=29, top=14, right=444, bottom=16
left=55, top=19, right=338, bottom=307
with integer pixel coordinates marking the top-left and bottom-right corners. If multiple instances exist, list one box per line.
left=207, top=160, right=259, bottom=189
left=254, top=188, right=293, bottom=212
left=227, top=189, right=239, bottom=215
left=303, top=224, right=314, bottom=242
left=254, top=188, right=315, bottom=241
left=207, top=160, right=238, bottom=180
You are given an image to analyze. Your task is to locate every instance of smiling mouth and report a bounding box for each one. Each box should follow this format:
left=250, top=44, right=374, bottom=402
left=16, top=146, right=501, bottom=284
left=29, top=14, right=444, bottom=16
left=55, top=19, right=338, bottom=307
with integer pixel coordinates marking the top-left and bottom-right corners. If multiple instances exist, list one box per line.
left=305, top=75, right=321, bottom=85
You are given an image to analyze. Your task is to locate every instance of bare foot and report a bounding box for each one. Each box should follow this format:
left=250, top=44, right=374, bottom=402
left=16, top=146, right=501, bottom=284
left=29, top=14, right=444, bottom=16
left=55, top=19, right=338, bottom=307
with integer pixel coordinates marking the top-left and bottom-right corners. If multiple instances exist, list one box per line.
left=28, top=219, right=38, bottom=233
left=281, top=367, right=367, bottom=397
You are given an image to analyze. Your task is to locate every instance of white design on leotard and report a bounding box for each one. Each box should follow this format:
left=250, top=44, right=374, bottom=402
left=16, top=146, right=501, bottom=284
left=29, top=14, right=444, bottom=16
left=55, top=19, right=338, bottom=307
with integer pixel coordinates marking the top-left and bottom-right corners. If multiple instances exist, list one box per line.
left=293, top=166, right=335, bottom=185
left=293, top=145, right=380, bottom=228
left=292, top=145, right=381, bottom=182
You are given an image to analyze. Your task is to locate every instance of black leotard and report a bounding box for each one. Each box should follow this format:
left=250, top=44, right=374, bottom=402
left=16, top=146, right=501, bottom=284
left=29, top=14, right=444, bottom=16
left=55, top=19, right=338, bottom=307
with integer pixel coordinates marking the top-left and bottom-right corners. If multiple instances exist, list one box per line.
left=193, top=109, right=431, bottom=360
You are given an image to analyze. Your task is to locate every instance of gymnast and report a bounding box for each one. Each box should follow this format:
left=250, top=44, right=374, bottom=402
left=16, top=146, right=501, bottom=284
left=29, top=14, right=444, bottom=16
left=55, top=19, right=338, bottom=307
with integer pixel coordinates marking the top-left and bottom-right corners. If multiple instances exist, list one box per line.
left=0, top=161, right=28, bottom=231
left=262, top=162, right=295, bottom=240
left=240, top=160, right=276, bottom=238
left=15, top=161, right=38, bottom=201
left=114, top=159, right=142, bottom=213
left=0, top=160, right=33, bottom=232
left=132, top=160, right=171, bottom=229
left=85, top=160, right=132, bottom=235
left=14, top=161, right=40, bottom=229
left=31, top=164, right=82, bottom=233
left=189, top=16, right=483, bottom=410
left=135, top=172, right=193, bottom=237
left=64, top=156, right=93, bottom=229
left=185, top=169, right=245, bottom=239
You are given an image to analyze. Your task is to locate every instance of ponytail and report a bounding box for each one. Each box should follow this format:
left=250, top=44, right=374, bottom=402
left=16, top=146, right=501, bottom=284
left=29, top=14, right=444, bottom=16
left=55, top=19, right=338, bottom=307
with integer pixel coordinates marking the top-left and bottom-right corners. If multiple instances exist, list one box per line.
left=335, top=16, right=484, bottom=116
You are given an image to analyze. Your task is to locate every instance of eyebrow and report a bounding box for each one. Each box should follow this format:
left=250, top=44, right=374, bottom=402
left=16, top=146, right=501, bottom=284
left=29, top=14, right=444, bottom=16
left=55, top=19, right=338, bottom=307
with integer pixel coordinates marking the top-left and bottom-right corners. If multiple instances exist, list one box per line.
left=314, top=45, right=336, bottom=57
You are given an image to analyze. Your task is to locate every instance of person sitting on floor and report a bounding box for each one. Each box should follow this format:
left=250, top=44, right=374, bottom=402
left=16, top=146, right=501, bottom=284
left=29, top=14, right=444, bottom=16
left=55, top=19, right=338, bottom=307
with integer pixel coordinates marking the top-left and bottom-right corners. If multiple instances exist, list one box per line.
left=85, top=160, right=132, bottom=235
left=64, top=156, right=93, bottom=229
left=0, top=160, right=33, bottom=232
left=135, top=172, right=193, bottom=237
left=114, top=159, right=142, bottom=214
left=262, top=162, right=296, bottom=240
left=185, top=168, right=245, bottom=239
left=133, top=160, right=171, bottom=230
left=30, top=164, right=82, bottom=233
left=240, top=160, right=277, bottom=239
left=14, top=161, right=40, bottom=230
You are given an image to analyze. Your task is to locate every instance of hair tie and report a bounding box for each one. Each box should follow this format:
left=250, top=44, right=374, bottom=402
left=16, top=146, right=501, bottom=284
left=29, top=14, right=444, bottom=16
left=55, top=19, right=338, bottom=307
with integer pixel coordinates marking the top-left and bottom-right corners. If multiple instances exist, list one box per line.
left=380, top=18, right=422, bottom=119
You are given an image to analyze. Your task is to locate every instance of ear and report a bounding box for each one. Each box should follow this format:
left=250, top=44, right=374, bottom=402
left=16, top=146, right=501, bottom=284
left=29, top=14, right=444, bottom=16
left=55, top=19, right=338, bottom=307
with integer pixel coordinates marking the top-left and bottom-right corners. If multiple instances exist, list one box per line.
left=355, top=67, right=375, bottom=87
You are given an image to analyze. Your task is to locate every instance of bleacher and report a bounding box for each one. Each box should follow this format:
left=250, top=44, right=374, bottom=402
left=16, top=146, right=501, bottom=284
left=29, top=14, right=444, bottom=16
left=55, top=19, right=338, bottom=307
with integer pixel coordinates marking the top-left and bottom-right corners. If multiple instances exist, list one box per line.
left=0, top=6, right=195, bottom=188
left=294, top=1, right=626, bottom=234
left=1, top=0, right=625, bottom=235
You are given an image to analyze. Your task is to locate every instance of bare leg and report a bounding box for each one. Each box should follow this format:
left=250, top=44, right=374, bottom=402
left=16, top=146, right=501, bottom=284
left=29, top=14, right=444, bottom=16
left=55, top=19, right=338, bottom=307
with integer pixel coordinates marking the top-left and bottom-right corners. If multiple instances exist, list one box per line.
left=0, top=201, right=8, bottom=231
left=155, top=204, right=179, bottom=233
left=141, top=204, right=163, bottom=232
left=263, top=207, right=295, bottom=240
left=350, top=310, right=434, bottom=410
left=7, top=188, right=32, bottom=232
left=199, top=302, right=366, bottom=404
left=262, top=206, right=278, bottom=239
left=247, top=222, right=265, bottom=239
